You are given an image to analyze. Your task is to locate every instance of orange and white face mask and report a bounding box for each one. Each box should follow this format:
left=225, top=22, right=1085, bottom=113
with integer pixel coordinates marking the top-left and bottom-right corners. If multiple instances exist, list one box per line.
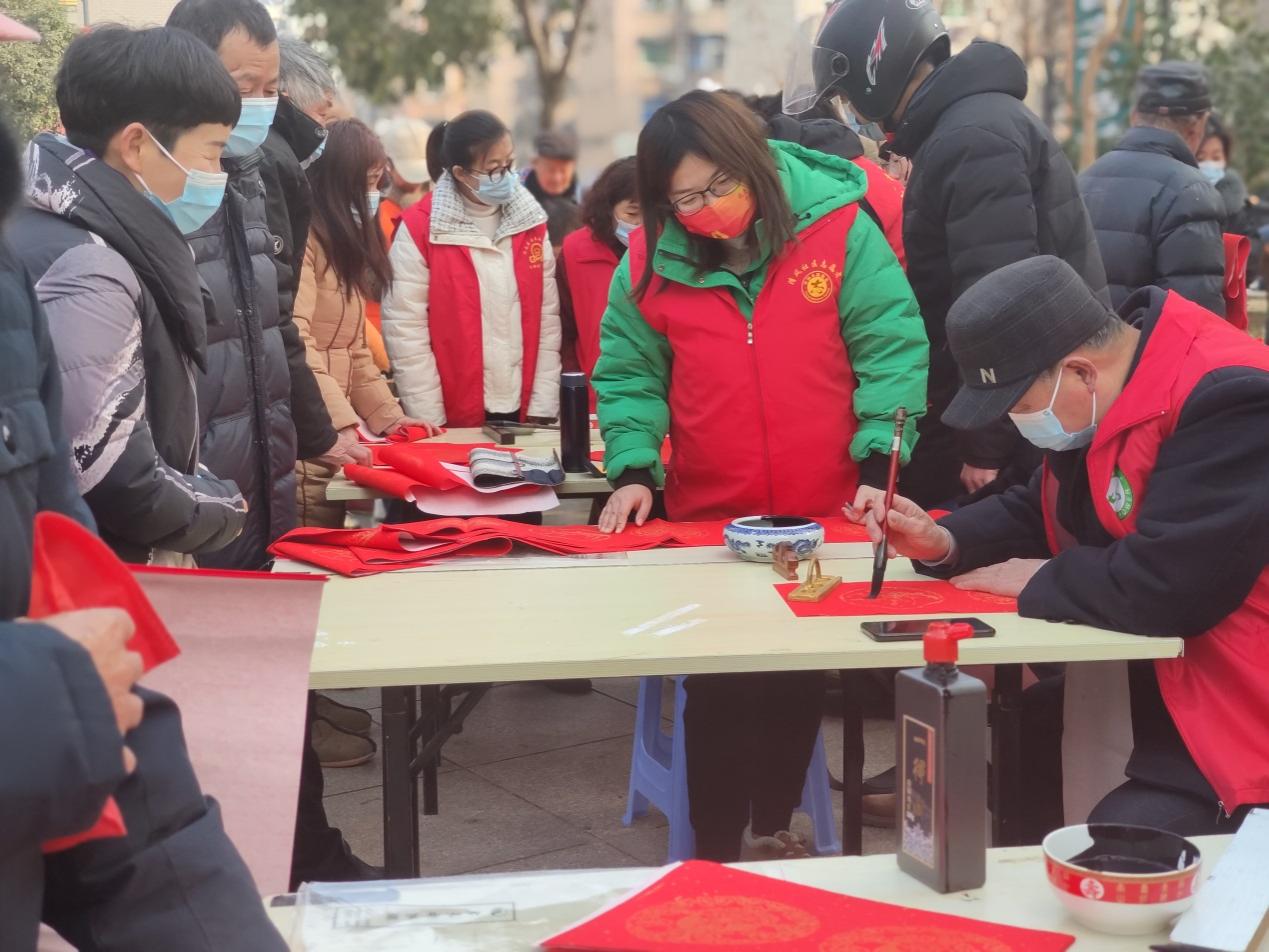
left=676, top=185, right=756, bottom=240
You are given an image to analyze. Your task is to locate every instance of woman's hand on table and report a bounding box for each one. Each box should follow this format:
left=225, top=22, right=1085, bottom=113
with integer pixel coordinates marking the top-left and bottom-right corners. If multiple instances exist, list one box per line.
left=950, top=559, right=1046, bottom=597
left=844, top=491, right=953, bottom=562
left=391, top=417, right=444, bottom=438
left=598, top=485, right=653, bottom=534
left=316, top=427, right=371, bottom=467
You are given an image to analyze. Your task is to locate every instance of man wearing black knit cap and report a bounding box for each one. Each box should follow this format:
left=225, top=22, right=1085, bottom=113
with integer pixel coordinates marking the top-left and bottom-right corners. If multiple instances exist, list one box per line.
left=1079, top=61, right=1226, bottom=316
left=851, top=255, right=1269, bottom=836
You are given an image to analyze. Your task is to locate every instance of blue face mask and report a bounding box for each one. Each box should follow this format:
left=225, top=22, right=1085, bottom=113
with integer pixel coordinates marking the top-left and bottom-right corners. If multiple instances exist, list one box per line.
left=469, top=169, right=515, bottom=206
left=1009, top=371, right=1098, bottom=451
left=614, top=215, right=637, bottom=247
left=1198, top=160, right=1226, bottom=186
left=223, top=96, right=279, bottom=157
left=366, top=191, right=381, bottom=216
left=140, top=129, right=228, bottom=236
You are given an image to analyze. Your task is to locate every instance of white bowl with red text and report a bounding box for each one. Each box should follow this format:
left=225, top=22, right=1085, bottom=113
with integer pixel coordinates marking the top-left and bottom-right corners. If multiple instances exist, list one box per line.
left=1042, top=824, right=1202, bottom=936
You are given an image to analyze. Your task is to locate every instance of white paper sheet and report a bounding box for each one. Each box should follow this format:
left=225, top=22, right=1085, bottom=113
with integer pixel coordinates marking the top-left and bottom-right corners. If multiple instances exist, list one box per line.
left=407, top=484, right=559, bottom=516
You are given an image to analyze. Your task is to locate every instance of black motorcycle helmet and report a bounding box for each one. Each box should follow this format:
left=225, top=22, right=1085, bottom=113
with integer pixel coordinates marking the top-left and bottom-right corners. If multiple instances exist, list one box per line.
left=796, top=0, right=950, bottom=124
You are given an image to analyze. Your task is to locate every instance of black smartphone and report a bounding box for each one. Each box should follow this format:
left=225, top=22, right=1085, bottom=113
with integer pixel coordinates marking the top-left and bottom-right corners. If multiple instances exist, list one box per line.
left=861, top=617, right=996, bottom=642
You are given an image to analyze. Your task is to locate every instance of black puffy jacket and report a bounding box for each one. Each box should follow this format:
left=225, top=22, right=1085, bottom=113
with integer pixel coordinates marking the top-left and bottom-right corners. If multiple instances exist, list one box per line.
left=187, top=152, right=297, bottom=570
left=260, top=97, right=338, bottom=460
left=13, top=134, right=246, bottom=563
left=889, top=41, right=1108, bottom=504
left=1078, top=126, right=1226, bottom=316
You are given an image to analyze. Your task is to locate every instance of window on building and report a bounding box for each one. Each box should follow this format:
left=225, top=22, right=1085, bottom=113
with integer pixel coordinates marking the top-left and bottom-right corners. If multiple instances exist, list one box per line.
left=640, top=37, right=674, bottom=66
left=688, top=34, right=725, bottom=73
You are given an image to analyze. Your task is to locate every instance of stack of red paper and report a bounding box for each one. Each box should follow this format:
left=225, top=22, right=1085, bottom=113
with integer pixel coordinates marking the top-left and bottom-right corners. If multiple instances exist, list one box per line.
left=541, top=861, right=1074, bottom=951
left=271, top=516, right=872, bottom=577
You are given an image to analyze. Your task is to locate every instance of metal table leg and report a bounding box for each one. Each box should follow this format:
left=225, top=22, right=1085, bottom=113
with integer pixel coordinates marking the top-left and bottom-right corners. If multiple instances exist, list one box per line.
left=839, top=669, right=865, bottom=855
left=381, top=685, right=420, bottom=878
left=419, top=685, right=441, bottom=816
left=990, top=663, right=1025, bottom=846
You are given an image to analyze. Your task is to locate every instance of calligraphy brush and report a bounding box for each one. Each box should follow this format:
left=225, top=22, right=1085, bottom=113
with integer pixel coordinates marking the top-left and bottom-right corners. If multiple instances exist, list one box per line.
left=869, top=406, right=908, bottom=599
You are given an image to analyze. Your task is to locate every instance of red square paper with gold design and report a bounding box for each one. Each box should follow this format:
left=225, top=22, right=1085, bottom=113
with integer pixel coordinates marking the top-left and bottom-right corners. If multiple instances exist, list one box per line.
left=542, top=861, right=1073, bottom=951
left=776, top=580, right=1018, bottom=617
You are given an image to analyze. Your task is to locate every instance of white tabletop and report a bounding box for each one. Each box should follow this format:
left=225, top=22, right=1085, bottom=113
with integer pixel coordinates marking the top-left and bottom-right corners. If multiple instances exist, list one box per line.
left=268, top=836, right=1253, bottom=951
left=283, top=550, right=1183, bottom=691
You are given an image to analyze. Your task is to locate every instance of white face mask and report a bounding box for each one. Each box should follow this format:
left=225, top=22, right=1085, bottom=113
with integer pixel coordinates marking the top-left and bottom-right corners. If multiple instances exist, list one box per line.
left=1008, top=371, right=1098, bottom=452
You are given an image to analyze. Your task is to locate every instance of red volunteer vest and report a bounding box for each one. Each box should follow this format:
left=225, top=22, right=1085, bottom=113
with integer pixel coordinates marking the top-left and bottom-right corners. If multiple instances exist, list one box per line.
left=627, top=206, right=861, bottom=522
left=561, top=227, right=621, bottom=408
left=399, top=192, right=547, bottom=426
left=854, top=158, right=907, bottom=269
left=1040, top=292, right=1269, bottom=811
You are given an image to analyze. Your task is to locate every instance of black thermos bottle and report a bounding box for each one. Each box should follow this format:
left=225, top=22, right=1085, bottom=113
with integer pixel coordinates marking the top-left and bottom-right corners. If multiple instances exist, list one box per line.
left=560, top=371, right=590, bottom=473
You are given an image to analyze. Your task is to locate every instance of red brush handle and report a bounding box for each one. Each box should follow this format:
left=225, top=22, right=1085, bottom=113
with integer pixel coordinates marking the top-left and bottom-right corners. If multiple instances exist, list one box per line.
left=879, top=407, right=908, bottom=534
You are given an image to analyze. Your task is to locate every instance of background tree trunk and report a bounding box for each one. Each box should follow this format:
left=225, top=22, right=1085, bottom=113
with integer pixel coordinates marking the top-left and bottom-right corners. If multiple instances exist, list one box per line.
left=1079, top=0, right=1133, bottom=168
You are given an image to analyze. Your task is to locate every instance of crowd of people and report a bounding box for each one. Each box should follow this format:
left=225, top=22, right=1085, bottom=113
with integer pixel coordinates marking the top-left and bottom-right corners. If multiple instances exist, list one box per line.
left=1, top=0, right=1266, bottom=946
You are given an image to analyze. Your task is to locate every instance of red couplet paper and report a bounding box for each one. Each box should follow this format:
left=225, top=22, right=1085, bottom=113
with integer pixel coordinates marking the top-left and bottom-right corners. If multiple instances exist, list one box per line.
left=271, top=516, right=874, bottom=577
left=27, top=512, right=182, bottom=853
left=376, top=442, right=498, bottom=491
left=384, top=424, right=447, bottom=443
left=138, top=567, right=325, bottom=894
left=777, top=580, right=1018, bottom=617
left=542, top=860, right=1074, bottom=951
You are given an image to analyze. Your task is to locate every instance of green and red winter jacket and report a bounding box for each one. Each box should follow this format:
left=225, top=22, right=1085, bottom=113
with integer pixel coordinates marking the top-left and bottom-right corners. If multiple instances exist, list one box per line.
left=595, top=140, right=928, bottom=521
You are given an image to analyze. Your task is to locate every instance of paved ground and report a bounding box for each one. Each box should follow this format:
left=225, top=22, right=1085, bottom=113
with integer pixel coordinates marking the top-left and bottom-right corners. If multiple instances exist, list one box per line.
left=320, top=680, right=897, bottom=876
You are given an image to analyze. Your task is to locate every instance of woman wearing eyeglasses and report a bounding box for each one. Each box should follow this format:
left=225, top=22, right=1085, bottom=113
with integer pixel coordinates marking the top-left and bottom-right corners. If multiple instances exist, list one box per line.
left=381, top=110, right=562, bottom=428
left=595, top=91, right=928, bottom=862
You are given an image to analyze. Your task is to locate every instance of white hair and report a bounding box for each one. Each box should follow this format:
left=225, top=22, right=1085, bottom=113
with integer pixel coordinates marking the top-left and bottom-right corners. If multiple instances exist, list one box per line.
left=279, top=35, right=335, bottom=113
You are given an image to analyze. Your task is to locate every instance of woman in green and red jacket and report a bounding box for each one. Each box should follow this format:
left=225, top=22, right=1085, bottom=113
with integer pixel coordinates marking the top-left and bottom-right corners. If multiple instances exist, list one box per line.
left=595, top=91, right=929, bottom=862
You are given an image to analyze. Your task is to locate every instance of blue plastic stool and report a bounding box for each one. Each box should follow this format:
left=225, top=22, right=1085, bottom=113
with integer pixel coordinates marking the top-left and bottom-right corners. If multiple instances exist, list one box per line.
left=622, top=675, right=841, bottom=861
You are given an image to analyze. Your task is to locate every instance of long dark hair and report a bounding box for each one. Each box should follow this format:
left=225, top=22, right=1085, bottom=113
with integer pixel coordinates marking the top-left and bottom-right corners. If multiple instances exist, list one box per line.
left=308, top=118, right=392, bottom=301
left=424, top=110, right=509, bottom=184
left=581, top=156, right=637, bottom=256
left=633, top=90, right=795, bottom=300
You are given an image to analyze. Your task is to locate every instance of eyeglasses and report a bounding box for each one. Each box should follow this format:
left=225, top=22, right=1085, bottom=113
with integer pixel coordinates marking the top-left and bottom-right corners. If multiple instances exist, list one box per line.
left=670, top=171, right=741, bottom=216
left=466, top=161, right=516, bottom=184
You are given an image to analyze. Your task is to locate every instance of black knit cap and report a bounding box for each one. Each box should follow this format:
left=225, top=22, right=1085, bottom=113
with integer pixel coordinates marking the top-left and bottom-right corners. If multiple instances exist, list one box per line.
left=942, top=257, right=1115, bottom=430
left=1135, top=61, right=1211, bottom=116
left=534, top=129, right=578, bottom=160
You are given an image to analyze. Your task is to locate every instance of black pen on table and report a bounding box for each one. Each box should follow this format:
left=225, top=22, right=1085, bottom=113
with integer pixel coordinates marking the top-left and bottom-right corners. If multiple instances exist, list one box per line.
left=869, top=406, right=908, bottom=599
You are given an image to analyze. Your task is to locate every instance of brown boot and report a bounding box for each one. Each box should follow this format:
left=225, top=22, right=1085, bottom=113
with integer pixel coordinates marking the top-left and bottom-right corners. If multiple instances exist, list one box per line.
left=314, top=693, right=373, bottom=736
left=312, top=716, right=376, bottom=768
left=862, top=793, right=897, bottom=828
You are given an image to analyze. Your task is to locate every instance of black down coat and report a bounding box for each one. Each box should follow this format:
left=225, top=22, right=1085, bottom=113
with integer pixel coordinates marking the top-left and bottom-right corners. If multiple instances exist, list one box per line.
left=187, top=152, right=297, bottom=570
left=1078, top=126, right=1226, bottom=316
left=889, top=40, right=1108, bottom=506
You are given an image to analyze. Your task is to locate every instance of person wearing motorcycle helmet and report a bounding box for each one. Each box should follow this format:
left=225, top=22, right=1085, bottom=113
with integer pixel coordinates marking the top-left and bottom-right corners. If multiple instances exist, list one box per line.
left=783, top=0, right=949, bottom=137
left=787, top=0, right=1108, bottom=510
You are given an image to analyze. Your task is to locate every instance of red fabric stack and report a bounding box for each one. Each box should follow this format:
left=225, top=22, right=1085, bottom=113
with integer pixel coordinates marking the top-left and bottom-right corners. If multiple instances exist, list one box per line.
left=271, top=516, right=872, bottom=577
